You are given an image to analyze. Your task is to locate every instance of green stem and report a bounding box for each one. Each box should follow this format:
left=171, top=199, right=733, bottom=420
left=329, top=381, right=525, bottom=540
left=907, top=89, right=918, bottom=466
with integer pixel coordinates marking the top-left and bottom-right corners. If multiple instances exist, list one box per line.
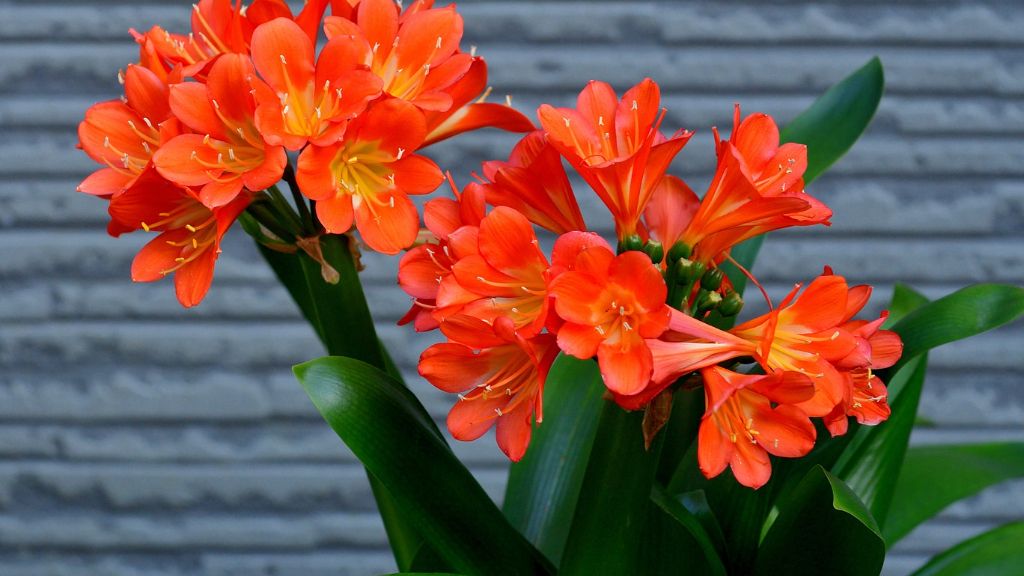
left=267, top=184, right=306, bottom=234
left=246, top=201, right=295, bottom=243
left=283, top=163, right=316, bottom=232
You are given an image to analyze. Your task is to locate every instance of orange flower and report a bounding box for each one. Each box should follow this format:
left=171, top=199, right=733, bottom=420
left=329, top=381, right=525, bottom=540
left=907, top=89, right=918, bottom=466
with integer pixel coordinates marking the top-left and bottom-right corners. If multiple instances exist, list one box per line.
left=549, top=241, right=670, bottom=396
left=420, top=57, right=536, bottom=146
left=419, top=315, right=559, bottom=461
left=77, top=64, right=177, bottom=198
left=107, top=168, right=249, bottom=307
left=250, top=17, right=383, bottom=150
left=646, top=273, right=900, bottom=419
left=659, top=108, right=830, bottom=264
left=478, top=130, right=586, bottom=234
left=397, top=180, right=485, bottom=331
left=153, top=54, right=287, bottom=208
left=323, top=0, right=472, bottom=112
left=130, top=0, right=332, bottom=80
left=538, top=79, right=692, bottom=239
left=823, top=290, right=903, bottom=436
left=440, top=207, right=552, bottom=336
left=697, top=366, right=817, bottom=489
left=296, top=98, right=443, bottom=253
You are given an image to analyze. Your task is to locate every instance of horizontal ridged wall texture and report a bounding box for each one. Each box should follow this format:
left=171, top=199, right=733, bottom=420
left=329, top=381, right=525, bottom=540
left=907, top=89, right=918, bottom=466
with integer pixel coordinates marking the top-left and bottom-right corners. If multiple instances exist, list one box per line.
left=1, top=1, right=1022, bottom=574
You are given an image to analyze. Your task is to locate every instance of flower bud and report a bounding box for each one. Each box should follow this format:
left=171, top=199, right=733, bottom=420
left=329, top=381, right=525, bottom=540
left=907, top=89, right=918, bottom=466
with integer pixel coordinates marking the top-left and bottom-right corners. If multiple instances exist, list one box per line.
left=675, top=259, right=706, bottom=285
left=701, top=268, right=724, bottom=291
left=642, top=240, right=664, bottom=264
left=617, top=233, right=644, bottom=254
left=718, top=291, right=744, bottom=317
left=667, top=241, right=692, bottom=264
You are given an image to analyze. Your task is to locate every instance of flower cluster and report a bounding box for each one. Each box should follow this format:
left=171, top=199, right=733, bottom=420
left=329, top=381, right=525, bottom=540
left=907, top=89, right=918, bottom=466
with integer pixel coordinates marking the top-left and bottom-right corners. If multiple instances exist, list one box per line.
left=78, top=0, right=903, bottom=490
left=400, top=80, right=902, bottom=488
left=77, top=0, right=532, bottom=306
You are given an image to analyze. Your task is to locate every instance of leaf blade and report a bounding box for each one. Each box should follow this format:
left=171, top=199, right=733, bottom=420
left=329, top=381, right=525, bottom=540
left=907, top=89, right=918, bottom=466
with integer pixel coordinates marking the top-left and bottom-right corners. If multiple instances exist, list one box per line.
left=295, top=356, right=551, bottom=576
left=502, top=355, right=605, bottom=566
left=754, top=466, right=885, bottom=576
left=885, top=443, right=1024, bottom=545
left=910, top=522, right=1024, bottom=576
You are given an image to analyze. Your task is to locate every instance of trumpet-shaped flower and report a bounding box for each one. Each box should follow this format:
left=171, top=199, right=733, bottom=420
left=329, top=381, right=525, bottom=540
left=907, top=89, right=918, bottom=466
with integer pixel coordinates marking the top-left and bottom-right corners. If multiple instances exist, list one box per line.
left=154, top=54, right=287, bottom=208
left=296, top=98, right=443, bottom=254
left=479, top=130, right=586, bottom=234
left=397, top=180, right=485, bottom=331
left=250, top=17, right=383, bottom=150
left=107, top=168, right=249, bottom=307
left=539, top=78, right=692, bottom=239
left=323, top=0, right=472, bottom=112
left=549, top=241, right=670, bottom=396
left=441, top=207, right=552, bottom=336
left=697, top=366, right=817, bottom=489
left=670, top=109, right=831, bottom=263
left=77, top=64, right=176, bottom=198
left=420, top=58, right=536, bottom=146
left=419, top=315, right=559, bottom=461
left=646, top=273, right=900, bottom=419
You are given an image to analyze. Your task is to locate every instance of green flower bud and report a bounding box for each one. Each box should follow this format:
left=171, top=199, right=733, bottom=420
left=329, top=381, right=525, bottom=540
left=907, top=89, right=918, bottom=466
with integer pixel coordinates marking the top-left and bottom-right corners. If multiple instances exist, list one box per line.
left=642, top=240, right=664, bottom=264
left=617, top=233, right=644, bottom=254
left=701, top=268, right=724, bottom=291
left=718, top=291, right=744, bottom=317
left=667, top=241, right=692, bottom=263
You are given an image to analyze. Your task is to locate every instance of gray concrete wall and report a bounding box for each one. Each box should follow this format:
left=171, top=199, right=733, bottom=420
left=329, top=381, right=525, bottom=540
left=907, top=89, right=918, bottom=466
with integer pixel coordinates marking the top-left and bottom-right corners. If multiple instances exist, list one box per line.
left=1, top=1, right=1022, bottom=574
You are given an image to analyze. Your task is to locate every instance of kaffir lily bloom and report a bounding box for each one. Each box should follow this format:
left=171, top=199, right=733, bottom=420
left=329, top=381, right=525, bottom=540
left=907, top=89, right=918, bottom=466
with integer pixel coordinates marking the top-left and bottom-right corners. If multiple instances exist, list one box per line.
left=154, top=54, right=287, bottom=208
left=250, top=17, right=384, bottom=150
left=418, top=315, right=559, bottom=462
left=478, top=130, right=586, bottom=234
left=420, top=58, right=536, bottom=146
left=698, top=366, right=817, bottom=489
left=77, top=64, right=176, bottom=198
left=397, top=180, right=485, bottom=331
left=646, top=273, right=901, bottom=420
left=440, top=207, right=552, bottom=336
left=107, top=168, right=250, bottom=307
left=539, top=79, right=693, bottom=239
left=651, top=109, right=831, bottom=264
left=549, top=238, right=670, bottom=396
left=296, top=98, right=444, bottom=253
left=131, top=0, right=331, bottom=80
left=323, top=0, right=471, bottom=111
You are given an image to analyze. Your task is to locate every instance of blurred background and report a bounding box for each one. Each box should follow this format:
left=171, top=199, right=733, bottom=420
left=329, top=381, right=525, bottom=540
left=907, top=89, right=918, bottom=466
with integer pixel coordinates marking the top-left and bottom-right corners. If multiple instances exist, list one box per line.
left=1, top=0, right=1023, bottom=574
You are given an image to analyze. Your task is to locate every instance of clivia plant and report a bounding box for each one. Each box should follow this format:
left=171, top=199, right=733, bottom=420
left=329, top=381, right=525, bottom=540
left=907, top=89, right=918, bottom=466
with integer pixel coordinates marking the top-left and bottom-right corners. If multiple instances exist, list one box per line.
left=76, top=1, right=1024, bottom=574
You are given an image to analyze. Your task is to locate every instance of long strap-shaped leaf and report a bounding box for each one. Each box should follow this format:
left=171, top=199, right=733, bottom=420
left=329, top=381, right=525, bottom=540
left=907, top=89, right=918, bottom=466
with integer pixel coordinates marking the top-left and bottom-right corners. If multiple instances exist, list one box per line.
left=558, top=404, right=663, bottom=575
left=255, top=233, right=445, bottom=570
left=885, top=442, right=1024, bottom=545
left=910, top=522, right=1024, bottom=576
left=835, top=284, right=1024, bottom=524
left=502, top=355, right=605, bottom=566
left=754, top=466, right=885, bottom=575
left=296, top=357, right=552, bottom=576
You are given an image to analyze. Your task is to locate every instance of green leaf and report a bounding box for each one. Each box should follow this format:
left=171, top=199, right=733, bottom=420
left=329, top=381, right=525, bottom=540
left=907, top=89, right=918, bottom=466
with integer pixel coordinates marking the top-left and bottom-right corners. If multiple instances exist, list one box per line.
left=910, top=522, right=1024, bottom=576
left=835, top=283, right=1024, bottom=526
left=717, top=57, right=885, bottom=313
left=295, top=357, right=551, bottom=576
left=885, top=443, right=1024, bottom=545
left=502, top=355, right=605, bottom=566
left=650, top=486, right=728, bottom=576
left=558, top=403, right=662, bottom=575
left=781, top=57, right=885, bottom=183
left=754, top=466, right=885, bottom=576
left=832, top=355, right=928, bottom=525
left=891, top=284, right=1024, bottom=361
left=886, top=283, right=930, bottom=327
